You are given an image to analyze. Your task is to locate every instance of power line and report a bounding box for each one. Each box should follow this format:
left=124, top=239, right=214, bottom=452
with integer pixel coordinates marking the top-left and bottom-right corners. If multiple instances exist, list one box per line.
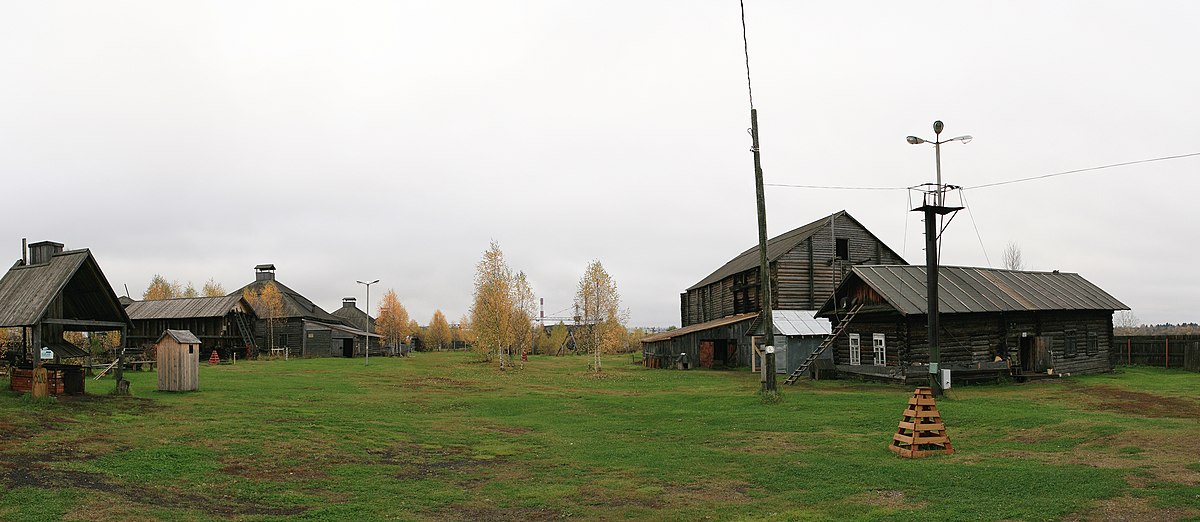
left=765, top=151, right=1200, bottom=191
left=959, top=189, right=992, bottom=266
left=968, top=151, right=1200, bottom=189
left=739, top=0, right=754, bottom=111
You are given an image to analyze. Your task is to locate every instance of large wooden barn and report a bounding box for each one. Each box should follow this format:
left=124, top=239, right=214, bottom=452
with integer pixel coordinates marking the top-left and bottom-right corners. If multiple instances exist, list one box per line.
left=643, top=211, right=905, bottom=369
left=124, top=295, right=257, bottom=360
left=229, top=265, right=379, bottom=358
left=816, top=265, right=1128, bottom=383
left=0, top=241, right=130, bottom=394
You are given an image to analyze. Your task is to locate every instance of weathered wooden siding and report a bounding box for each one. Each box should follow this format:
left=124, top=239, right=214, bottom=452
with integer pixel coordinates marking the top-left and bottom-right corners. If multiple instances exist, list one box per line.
left=643, top=317, right=756, bottom=369
left=129, top=316, right=245, bottom=355
left=156, top=338, right=199, bottom=392
left=830, top=310, right=1112, bottom=375
left=776, top=215, right=906, bottom=311
left=682, top=214, right=904, bottom=326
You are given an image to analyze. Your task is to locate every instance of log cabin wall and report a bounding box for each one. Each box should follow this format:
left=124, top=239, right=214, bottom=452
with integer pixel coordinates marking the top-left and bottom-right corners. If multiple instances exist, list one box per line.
left=681, top=213, right=905, bottom=326
left=831, top=310, right=1113, bottom=374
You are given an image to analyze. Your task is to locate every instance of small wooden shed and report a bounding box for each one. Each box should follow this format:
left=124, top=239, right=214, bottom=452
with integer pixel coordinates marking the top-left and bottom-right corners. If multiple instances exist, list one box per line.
left=156, top=329, right=200, bottom=392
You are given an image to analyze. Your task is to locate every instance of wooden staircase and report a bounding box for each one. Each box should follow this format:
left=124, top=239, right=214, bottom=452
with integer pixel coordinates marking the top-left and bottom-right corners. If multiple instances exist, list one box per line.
left=784, top=303, right=863, bottom=385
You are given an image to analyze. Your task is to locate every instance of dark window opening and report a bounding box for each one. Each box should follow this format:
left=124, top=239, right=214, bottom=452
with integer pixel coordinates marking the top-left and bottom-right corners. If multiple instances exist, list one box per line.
left=1086, top=332, right=1099, bottom=356
left=1064, top=330, right=1077, bottom=357
left=835, top=238, right=849, bottom=260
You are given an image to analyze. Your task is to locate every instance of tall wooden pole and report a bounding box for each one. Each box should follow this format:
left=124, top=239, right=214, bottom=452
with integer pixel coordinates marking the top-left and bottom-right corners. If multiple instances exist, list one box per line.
left=751, top=109, right=775, bottom=392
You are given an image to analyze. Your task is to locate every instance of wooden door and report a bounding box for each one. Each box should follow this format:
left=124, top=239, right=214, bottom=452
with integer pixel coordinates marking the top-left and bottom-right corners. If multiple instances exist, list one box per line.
left=699, top=341, right=714, bottom=368
left=1033, top=336, right=1052, bottom=371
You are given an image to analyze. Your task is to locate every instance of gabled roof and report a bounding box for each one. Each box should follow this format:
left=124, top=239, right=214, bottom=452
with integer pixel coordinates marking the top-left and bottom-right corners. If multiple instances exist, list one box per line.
left=126, top=295, right=250, bottom=320
left=159, top=329, right=202, bottom=344
left=303, top=320, right=382, bottom=338
left=818, top=265, right=1129, bottom=317
left=640, top=312, right=758, bottom=344
left=229, top=279, right=345, bottom=324
left=687, top=211, right=903, bottom=291
left=0, top=249, right=130, bottom=328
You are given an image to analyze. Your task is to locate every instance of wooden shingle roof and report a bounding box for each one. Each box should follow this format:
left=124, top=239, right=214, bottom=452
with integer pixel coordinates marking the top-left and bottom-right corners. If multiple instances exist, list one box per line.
left=0, top=249, right=129, bottom=328
left=229, top=279, right=345, bottom=324
left=159, top=329, right=202, bottom=344
left=125, top=295, right=249, bottom=320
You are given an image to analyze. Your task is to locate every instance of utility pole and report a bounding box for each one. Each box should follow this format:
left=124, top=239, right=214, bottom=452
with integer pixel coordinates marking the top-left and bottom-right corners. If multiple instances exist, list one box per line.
left=751, top=109, right=775, bottom=392
left=907, top=121, right=970, bottom=397
left=356, top=279, right=378, bottom=366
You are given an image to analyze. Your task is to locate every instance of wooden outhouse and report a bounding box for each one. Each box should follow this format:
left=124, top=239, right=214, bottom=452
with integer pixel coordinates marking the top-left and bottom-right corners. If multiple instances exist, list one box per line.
left=156, top=329, right=200, bottom=391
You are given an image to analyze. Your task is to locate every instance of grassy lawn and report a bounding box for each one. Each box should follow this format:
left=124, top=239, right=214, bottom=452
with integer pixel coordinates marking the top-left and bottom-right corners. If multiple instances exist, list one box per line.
left=1, top=353, right=1197, bottom=521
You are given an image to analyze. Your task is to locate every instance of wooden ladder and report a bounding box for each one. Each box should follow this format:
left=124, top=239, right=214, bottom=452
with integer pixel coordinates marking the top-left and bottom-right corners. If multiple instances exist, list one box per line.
left=233, top=312, right=257, bottom=352
left=784, top=303, right=863, bottom=385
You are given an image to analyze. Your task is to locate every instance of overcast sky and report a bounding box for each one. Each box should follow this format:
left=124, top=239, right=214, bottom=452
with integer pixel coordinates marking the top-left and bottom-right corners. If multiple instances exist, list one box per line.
left=2, top=1, right=1197, bottom=327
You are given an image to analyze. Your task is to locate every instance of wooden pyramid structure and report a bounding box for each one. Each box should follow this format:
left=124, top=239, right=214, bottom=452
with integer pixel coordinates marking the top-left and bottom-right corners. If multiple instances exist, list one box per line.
left=889, top=386, right=953, bottom=458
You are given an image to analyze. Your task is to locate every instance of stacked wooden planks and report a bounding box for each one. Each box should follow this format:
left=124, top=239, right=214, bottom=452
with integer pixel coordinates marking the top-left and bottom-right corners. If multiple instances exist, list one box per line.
left=889, top=386, right=954, bottom=458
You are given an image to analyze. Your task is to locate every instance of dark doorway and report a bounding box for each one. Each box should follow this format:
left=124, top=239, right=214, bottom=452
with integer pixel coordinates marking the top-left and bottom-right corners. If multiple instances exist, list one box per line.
left=699, top=340, right=735, bottom=369
left=1019, top=336, right=1051, bottom=372
left=341, top=338, right=354, bottom=358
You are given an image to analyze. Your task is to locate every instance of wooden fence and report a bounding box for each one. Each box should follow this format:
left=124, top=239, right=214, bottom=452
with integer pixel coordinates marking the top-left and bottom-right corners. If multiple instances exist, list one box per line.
left=1111, top=335, right=1200, bottom=371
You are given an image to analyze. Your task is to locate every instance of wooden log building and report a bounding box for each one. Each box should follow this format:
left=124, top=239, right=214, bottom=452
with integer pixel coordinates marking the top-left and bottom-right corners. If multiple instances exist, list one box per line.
left=816, top=265, right=1128, bottom=383
left=644, top=211, right=905, bottom=369
left=329, top=297, right=384, bottom=355
left=0, top=241, right=130, bottom=395
left=229, top=265, right=380, bottom=357
left=124, top=295, right=257, bottom=360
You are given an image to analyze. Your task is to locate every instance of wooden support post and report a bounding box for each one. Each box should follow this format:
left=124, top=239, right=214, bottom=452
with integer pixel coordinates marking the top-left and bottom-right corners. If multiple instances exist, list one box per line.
left=1165, top=337, right=1169, bottom=369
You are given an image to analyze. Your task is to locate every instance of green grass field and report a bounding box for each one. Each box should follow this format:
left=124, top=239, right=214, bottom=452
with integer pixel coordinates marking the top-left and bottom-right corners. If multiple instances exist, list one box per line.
left=1, top=353, right=1197, bottom=521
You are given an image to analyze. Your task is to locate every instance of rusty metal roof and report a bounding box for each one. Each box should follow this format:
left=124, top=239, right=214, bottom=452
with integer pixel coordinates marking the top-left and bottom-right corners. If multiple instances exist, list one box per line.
left=640, top=312, right=758, bottom=344
left=820, top=265, right=1128, bottom=316
left=125, top=295, right=249, bottom=320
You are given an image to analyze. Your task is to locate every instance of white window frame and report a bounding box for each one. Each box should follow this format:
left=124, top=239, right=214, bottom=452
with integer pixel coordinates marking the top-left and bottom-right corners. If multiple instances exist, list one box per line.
left=849, top=333, right=861, bottom=366
left=873, top=333, right=886, bottom=366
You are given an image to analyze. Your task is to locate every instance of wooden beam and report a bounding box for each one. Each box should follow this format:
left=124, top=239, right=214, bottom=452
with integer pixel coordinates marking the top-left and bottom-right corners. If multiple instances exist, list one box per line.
left=40, top=318, right=128, bottom=330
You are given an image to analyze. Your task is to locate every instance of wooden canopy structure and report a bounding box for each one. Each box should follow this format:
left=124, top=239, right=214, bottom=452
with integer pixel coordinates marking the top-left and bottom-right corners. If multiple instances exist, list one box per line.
left=0, top=241, right=130, bottom=364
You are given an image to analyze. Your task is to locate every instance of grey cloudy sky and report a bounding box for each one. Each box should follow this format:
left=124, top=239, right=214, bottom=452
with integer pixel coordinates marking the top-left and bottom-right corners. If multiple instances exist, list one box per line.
left=2, top=1, right=1197, bottom=327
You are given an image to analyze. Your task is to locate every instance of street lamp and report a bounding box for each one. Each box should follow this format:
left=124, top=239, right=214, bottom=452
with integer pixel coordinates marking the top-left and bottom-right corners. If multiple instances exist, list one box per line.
left=356, top=279, right=379, bottom=366
left=907, top=120, right=970, bottom=397
left=906, top=120, right=971, bottom=206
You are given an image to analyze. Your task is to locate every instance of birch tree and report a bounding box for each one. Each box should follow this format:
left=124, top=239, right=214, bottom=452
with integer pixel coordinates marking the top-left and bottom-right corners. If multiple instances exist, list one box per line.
left=143, top=275, right=181, bottom=300
left=1003, top=242, right=1025, bottom=271
left=202, top=279, right=226, bottom=297
left=574, top=260, right=626, bottom=372
left=468, top=241, right=536, bottom=367
left=376, top=289, right=410, bottom=354
left=426, top=310, right=452, bottom=351
left=244, top=281, right=285, bottom=359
